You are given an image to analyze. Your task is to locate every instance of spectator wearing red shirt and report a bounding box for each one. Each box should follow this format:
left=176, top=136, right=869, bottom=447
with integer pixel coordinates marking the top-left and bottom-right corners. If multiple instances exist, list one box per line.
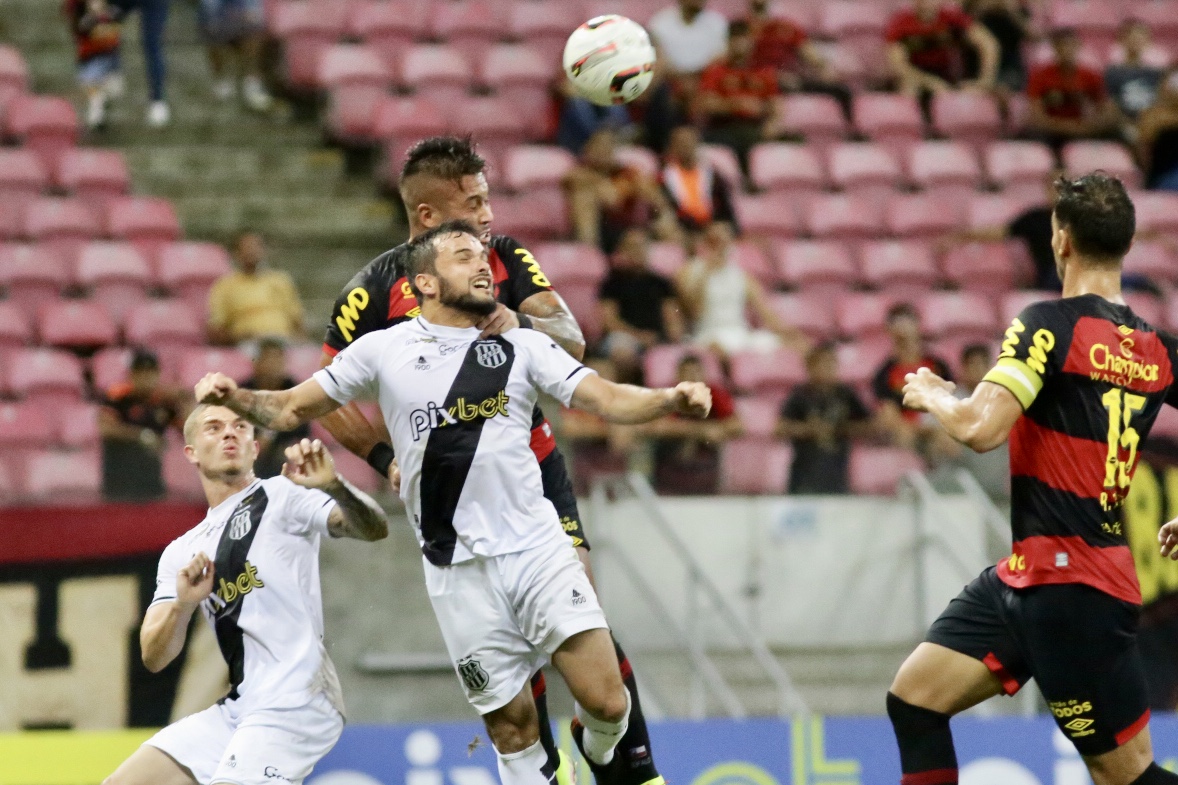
left=1026, top=27, right=1120, bottom=147
left=886, top=0, right=999, bottom=99
left=871, top=302, right=953, bottom=448
left=696, top=19, right=785, bottom=171
left=746, top=0, right=853, bottom=118
left=65, top=0, right=124, bottom=130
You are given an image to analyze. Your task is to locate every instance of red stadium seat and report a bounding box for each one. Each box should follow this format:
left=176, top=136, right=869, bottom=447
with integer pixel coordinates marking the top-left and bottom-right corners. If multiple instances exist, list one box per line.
left=480, top=45, right=554, bottom=120
left=860, top=240, right=939, bottom=290
left=984, top=140, right=1055, bottom=198
left=919, top=292, right=998, bottom=340
left=643, top=344, right=726, bottom=388
left=105, top=196, right=182, bottom=260
left=0, top=243, right=68, bottom=316
left=733, top=396, right=784, bottom=440
left=5, top=348, right=86, bottom=404
left=123, top=300, right=204, bottom=353
left=270, top=0, right=350, bottom=92
left=966, top=192, right=1043, bottom=230
left=2, top=95, right=78, bottom=170
left=837, top=292, right=905, bottom=340
left=774, top=239, right=859, bottom=291
left=1133, top=191, right=1178, bottom=238
left=734, top=193, right=802, bottom=241
left=0, top=45, right=30, bottom=101
left=0, top=402, right=55, bottom=451
left=1123, top=240, right=1178, bottom=285
left=1000, top=290, right=1057, bottom=325
left=376, top=96, right=449, bottom=170
left=804, top=193, right=885, bottom=240
left=730, top=348, right=808, bottom=394
left=884, top=193, right=964, bottom=238
left=20, top=449, right=101, bottom=498
left=54, top=148, right=130, bottom=206
left=730, top=240, right=775, bottom=285
left=850, top=445, right=925, bottom=494
left=491, top=192, right=569, bottom=247
left=22, top=197, right=101, bottom=261
left=1124, top=291, right=1164, bottom=326
left=177, top=347, right=255, bottom=388
left=719, top=438, right=791, bottom=495
left=777, top=94, right=848, bottom=149
left=443, top=96, right=530, bottom=158
left=0, top=302, right=32, bottom=348
left=532, top=242, right=608, bottom=286
left=906, top=141, right=982, bottom=203
left=765, top=292, right=839, bottom=340
left=430, top=0, right=506, bottom=60
left=702, top=144, right=744, bottom=188
left=1051, top=0, right=1123, bottom=49
left=941, top=242, right=1016, bottom=294
left=326, top=86, right=383, bottom=145
left=156, top=241, right=232, bottom=312
left=55, top=402, right=100, bottom=450
left=1061, top=141, right=1140, bottom=187
left=38, top=299, right=118, bottom=349
left=504, top=146, right=577, bottom=202
left=508, top=0, right=587, bottom=63
left=549, top=280, right=602, bottom=342
left=348, top=0, right=429, bottom=61
left=647, top=241, right=687, bottom=279
left=852, top=93, right=923, bottom=155
left=749, top=142, right=826, bottom=195
left=402, top=44, right=476, bottom=105
left=0, top=148, right=48, bottom=199
left=827, top=143, right=902, bottom=201
left=75, top=242, right=151, bottom=319
left=930, top=92, right=1002, bottom=150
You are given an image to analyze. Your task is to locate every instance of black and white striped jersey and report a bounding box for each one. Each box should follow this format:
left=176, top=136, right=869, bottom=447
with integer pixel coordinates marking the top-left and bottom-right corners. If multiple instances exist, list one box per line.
left=313, top=316, right=595, bottom=566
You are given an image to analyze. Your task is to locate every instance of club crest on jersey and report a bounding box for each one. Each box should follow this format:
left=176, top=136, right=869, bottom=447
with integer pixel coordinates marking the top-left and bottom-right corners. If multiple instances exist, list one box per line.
left=457, top=656, right=490, bottom=691
left=227, top=508, right=253, bottom=540
left=475, top=342, right=507, bottom=369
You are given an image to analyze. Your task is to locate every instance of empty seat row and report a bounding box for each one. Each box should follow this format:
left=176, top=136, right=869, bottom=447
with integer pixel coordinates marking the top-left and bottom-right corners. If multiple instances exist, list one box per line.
left=718, top=438, right=925, bottom=495
left=0, top=148, right=130, bottom=202
left=0, top=298, right=208, bottom=351
left=0, top=197, right=182, bottom=260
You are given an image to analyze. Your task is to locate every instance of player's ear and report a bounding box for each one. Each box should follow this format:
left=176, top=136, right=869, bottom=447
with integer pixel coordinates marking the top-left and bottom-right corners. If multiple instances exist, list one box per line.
left=183, top=443, right=198, bottom=466
left=417, top=202, right=438, bottom=230
left=415, top=272, right=437, bottom=299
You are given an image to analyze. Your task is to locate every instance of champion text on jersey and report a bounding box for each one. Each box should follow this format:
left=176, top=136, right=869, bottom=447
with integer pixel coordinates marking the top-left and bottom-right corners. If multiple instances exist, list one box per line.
left=409, top=391, right=510, bottom=441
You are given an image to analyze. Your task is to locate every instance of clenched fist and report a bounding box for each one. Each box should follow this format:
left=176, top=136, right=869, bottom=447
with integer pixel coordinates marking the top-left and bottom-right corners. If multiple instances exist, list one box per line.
left=177, top=552, right=215, bottom=609
left=671, top=382, right=712, bottom=419
left=195, top=372, right=238, bottom=406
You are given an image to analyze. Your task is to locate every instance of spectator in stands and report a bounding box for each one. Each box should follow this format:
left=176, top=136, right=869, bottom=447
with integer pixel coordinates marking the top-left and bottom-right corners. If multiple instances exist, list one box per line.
left=777, top=342, right=874, bottom=495
left=66, top=0, right=124, bottom=131
left=200, top=0, right=272, bottom=111
left=872, top=302, right=953, bottom=448
left=1026, top=27, right=1120, bottom=147
left=695, top=20, right=786, bottom=171
left=648, top=353, right=742, bottom=494
left=961, top=0, right=1033, bottom=94
left=207, top=231, right=306, bottom=346
left=648, top=0, right=729, bottom=87
left=1106, top=19, right=1168, bottom=121
left=563, top=128, right=681, bottom=254
left=110, top=0, right=170, bottom=127
left=557, top=358, right=639, bottom=495
left=677, top=221, right=808, bottom=359
left=556, top=88, right=637, bottom=156
left=886, top=0, right=1000, bottom=99
left=99, top=348, right=182, bottom=501
left=661, top=124, right=739, bottom=235
left=242, top=337, right=311, bottom=478
left=745, top=0, right=853, bottom=118
left=598, top=228, right=686, bottom=384
left=1138, top=69, right=1178, bottom=190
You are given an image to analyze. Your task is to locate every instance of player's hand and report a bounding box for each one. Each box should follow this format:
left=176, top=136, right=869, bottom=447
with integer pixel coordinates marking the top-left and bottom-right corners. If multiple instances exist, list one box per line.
left=477, top=303, right=521, bottom=338
left=176, top=552, right=215, bottom=609
left=282, top=438, right=338, bottom=490
left=388, top=458, right=401, bottom=494
left=902, top=367, right=956, bottom=412
left=671, top=382, right=712, bottom=419
left=1159, top=519, right=1178, bottom=559
left=195, top=372, right=238, bottom=406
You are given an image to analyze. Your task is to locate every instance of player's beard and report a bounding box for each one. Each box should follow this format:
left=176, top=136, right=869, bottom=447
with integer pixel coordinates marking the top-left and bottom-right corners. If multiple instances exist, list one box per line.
left=439, top=276, right=497, bottom=318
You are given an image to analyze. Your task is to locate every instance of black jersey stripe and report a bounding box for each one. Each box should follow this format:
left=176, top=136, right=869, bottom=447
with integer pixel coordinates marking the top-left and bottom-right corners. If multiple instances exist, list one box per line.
left=210, top=485, right=268, bottom=701
left=418, top=338, right=516, bottom=566
left=1010, top=476, right=1126, bottom=547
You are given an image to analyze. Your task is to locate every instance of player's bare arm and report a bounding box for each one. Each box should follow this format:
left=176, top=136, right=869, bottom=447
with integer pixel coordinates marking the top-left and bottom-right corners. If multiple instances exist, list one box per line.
left=141, top=552, right=214, bottom=673
left=195, top=373, right=341, bottom=432
left=478, top=291, right=587, bottom=360
left=902, top=366, right=1024, bottom=452
left=282, top=438, right=388, bottom=541
left=571, top=373, right=712, bottom=424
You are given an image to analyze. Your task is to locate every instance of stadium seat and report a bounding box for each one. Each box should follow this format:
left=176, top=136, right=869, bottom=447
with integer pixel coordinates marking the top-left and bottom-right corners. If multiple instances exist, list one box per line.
left=837, top=292, right=905, bottom=340
left=375, top=96, right=449, bottom=168
left=1130, top=0, right=1178, bottom=51
left=837, top=339, right=892, bottom=388
left=270, top=0, right=350, bottom=92
left=765, top=292, right=839, bottom=340
left=984, top=141, right=1055, bottom=200
left=326, top=86, right=384, bottom=145
left=55, top=402, right=100, bottom=450
left=0, top=302, right=32, bottom=348
left=443, top=96, right=530, bottom=159
left=532, top=242, right=608, bottom=287
left=850, top=445, right=925, bottom=494
left=1124, top=291, right=1164, bottom=326
left=1050, top=0, right=1123, bottom=50
left=4, top=348, right=86, bottom=404
left=348, top=0, right=429, bottom=62
left=730, top=348, right=808, bottom=394
left=930, top=92, right=1002, bottom=150
left=733, top=193, right=802, bottom=241
left=20, top=449, right=101, bottom=498
left=852, top=93, right=924, bottom=156
left=75, top=242, right=151, bottom=319
left=430, top=0, right=506, bottom=61
left=965, top=192, right=1042, bottom=230
left=22, top=197, right=101, bottom=261
left=549, top=280, right=602, bottom=342
left=884, top=193, right=964, bottom=238
left=719, top=438, right=791, bottom=495
left=1122, top=240, right=1177, bottom=285
left=54, top=148, right=130, bottom=206
left=941, top=242, right=1016, bottom=294
left=0, top=44, right=30, bottom=103
left=0, top=243, right=68, bottom=316
left=0, top=402, right=55, bottom=450
left=402, top=45, right=476, bottom=106
left=827, top=143, right=903, bottom=201
left=748, top=142, right=826, bottom=196
left=702, top=145, right=744, bottom=189
left=817, top=1, right=889, bottom=74
left=162, top=432, right=204, bottom=498
left=1000, top=290, right=1057, bottom=325
left=804, top=193, right=885, bottom=240
left=1150, top=403, right=1178, bottom=444
left=733, top=396, right=784, bottom=440
left=504, top=146, right=577, bottom=202
left=315, top=47, right=393, bottom=121
left=730, top=240, right=775, bottom=285
left=777, top=94, right=848, bottom=149
left=773, top=239, right=859, bottom=292
left=123, top=300, right=204, bottom=353
left=286, top=343, right=327, bottom=380
left=647, top=241, right=687, bottom=279
left=920, top=292, right=998, bottom=340
left=90, top=347, right=134, bottom=392
left=37, top=299, right=118, bottom=349
left=156, top=241, right=232, bottom=312
left=906, top=141, right=982, bottom=204
left=508, top=0, right=587, bottom=63
left=2, top=95, right=78, bottom=170
left=860, top=240, right=940, bottom=290
left=105, top=196, right=182, bottom=260
left=177, top=347, right=255, bottom=389
left=491, top=192, right=568, bottom=248
left=643, top=344, right=726, bottom=388
left=480, top=45, right=553, bottom=121
left=615, top=145, right=659, bottom=178
left=1133, top=191, right=1178, bottom=238
left=582, top=0, right=663, bottom=25
left=1061, top=141, right=1140, bottom=187
left=0, top=148, right=48, bottom=199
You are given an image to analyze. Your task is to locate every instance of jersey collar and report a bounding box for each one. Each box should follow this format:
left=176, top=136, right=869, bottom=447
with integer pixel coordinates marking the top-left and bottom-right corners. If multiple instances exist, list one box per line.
left=416, top=315, right=483, bottom=339
left=205, top=478, right=262, bottom=522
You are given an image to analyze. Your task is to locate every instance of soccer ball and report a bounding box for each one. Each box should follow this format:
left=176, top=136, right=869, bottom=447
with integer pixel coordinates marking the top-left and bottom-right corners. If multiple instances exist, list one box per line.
left=563, top=15, right=657, bottom=106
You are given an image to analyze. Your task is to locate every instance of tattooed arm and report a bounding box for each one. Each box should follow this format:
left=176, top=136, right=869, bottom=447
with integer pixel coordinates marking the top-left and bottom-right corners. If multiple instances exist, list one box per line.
left=195, top=373, right=341, bottom=432
left=477, top=291, right=587, bottom=361
left=282, top=438, right=388, bottom=541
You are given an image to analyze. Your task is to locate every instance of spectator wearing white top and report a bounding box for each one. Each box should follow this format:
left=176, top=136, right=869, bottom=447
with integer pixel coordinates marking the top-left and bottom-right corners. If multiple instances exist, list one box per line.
left=648, top=0, right=730, bottom=76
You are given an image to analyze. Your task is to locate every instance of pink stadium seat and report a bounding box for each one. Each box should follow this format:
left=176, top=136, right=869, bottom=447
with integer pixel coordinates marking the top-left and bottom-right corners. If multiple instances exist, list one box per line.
left=1130, top=0, right=1178, bottom=50
left=5, top=348, right=86, bottom=404
left=375, top=96, right=449, bottom=169
left=1123, top=240, right=1177, bottom=284
left=719, top=438, right=791, bottom=495
left=504, top=146, right=577, bottom=202
left=774, top=240, right=858, bottom=291
left=852, top=93, right=923, bottom=155
left=549, top=280, right=602, bottom=342
left=765, top=292, right=839, bottom=339
left=817, top=1, right=889, bottom=73
left=156, top=241, right=233, bottom=312
left=75, top=241, right=151, bottom=319
left=0, top=44, right=30, bottom=101
left=920, top=292, right=998, bottom=340
left=837, top=338, right=892, bottom=388
left=734, top=193, right=802, bottom=241
left=1000, top=290, right=1057, bottom=325
left=804, top=193, right=885, bottom=240
left=644, top=344, right=726, bottom=388
left=348, top=0, right=429, bottom=59
left=22, top=197, right=101, bottom=261
left=2, top=95, right=78, bottom=170
left=491, top=192, right=568, bottom=248
left=90, top=347, right=133, bottom=392
left=444, top=96, right=530, bottom=158
left=1124, top=291, right=1164, bottom=326
left=906, top=141, right=982, bottom=203
left=582, top=0, right=662, bottom=25
left=177, top=347, right=255, bottom=389
left=0, top=244, right=68, bottom=315
left=316, top=45, right=393, bottom=106
left=508, top=0, right=586, bottom=61
left=616, top=145, right=659, bottom=178
left=1133, top=191, right=1178, bottom=238
left=930, top=92, right=1002, bottom=150
left=1150, top=403, right=1178, bottom=444
left=55, top=402, right=100, bottom=450
left=850, top=445, right=925, bottom=494
left=480, top=45, right=554, bottom=121
left=966, top=192, right=1042, bottom=230
left=0, top=149, right=48, bottom=199
left=162, top=433, right=204, bottom=498
left=837, top=292, right=905, bottom=340
left=0, top=302, right=32, bottom=348
left=647, top=241, right=687, bottom=279
left=884, top=193, right=963, bottom=238
left=941, top=242, right=1016, bottom=294
left=270, top=0, right=350, bottom=91
left=778, top=94, right=848, bottom=148
left=702, top=145, right=744, bottom=188
left=984, top=141, right=1055, bottom=198
left=730, top=240, right=775, bottom=285
left=1051, top=0, right=1123, bottom=49
left=327, top=86, right=384, bottom=144
left=532, top=242, right=608, bottom=287
left=730, top=348, right=807, bottom=394
left=749, top=142, right=826, bottom=194
left=430, top=0, right=506, bottom=60
left=123, top=300, right=204, bottom=353
left=860, top=240, right=939, bottom=290
left=20, top=449, right=101, bottom=499
left=331, top=445, right=386, bottom=495
left=37, top=299, right=118, bottom=349
left=827, top=143, right=903, bottom=201
left=54, top=148, right=130, bottom=206
left=402, top=44, right=474, bottom=105
left=0, top=402, right=55, bottom=450
left=105, top=197, right=182, bottom=260
left=1061, top=142, right=1140, bottom=187
left=285, top=343, right=327, bottom=381
left=733, top=396, right=783, bottom=440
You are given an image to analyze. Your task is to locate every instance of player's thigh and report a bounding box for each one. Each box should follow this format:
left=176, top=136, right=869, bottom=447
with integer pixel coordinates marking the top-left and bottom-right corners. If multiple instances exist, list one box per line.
left=105, top=744, right=198, bottom=785
left=551, top=626, right=625, bottom=712
left=212, top=694, right=345, bottom=785
left=138, top=702, right=237, bottom=785
left=891, top=642, right=1006, bottom=715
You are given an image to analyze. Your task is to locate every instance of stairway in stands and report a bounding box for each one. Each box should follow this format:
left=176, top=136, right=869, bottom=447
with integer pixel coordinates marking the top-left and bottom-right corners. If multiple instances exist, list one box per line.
left=7, top=0, right=401, bottom=328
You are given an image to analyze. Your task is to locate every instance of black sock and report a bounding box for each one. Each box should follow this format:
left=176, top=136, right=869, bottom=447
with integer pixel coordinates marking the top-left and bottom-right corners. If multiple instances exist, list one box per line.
left=613, top=637, right=660, bottom=785
left=531, top=671, right=561, bottom=777
left=887, top=691, right=958, bottom=785
left=1132, top=763, right=1178, bottom=784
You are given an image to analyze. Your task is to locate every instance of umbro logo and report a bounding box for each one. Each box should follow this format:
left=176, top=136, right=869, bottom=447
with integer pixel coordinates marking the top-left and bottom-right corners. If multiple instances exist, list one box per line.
left=572, top=589, right=586, bottom=606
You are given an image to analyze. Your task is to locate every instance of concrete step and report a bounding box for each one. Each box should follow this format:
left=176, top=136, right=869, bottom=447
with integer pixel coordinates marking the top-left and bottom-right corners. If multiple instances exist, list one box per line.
left=120, top=145, right=348, bottom=198
left=173, top=195, right=397, bottom=245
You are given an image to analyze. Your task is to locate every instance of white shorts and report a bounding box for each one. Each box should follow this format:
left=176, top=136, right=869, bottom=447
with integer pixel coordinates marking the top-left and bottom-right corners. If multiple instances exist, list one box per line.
left=426, top=535, right=609, bottom=715
left=144, top=692, right=343, bottom=785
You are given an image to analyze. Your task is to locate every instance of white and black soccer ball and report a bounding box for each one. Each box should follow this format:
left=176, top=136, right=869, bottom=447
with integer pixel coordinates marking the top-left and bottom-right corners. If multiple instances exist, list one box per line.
left=563, top=15, right=657, bottom=106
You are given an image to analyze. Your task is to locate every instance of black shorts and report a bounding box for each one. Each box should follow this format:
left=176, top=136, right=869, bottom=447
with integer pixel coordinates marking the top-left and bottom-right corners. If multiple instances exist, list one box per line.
left=927, top=566, right=1148, bottom=756
left=538, top=448, right=589, bottom=551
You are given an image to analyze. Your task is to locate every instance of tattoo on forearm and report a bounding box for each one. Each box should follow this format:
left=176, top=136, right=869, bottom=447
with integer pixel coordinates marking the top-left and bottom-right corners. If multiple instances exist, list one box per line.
left=324, top=478, right=388, bottom=541
left=532, top=313, right=586, bottom=358
left=229, top=389, right=287, bottom=429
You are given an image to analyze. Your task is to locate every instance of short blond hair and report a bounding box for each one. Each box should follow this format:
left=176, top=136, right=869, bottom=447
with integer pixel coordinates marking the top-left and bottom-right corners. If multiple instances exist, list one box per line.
left=183, top=404, right=255, bottom=445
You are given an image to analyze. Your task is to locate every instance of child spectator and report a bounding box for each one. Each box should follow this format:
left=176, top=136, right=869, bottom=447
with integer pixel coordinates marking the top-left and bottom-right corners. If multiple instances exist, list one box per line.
left=1026, top=28, right=1120, bottom=147
left=66, top=0, right=123, bottom=130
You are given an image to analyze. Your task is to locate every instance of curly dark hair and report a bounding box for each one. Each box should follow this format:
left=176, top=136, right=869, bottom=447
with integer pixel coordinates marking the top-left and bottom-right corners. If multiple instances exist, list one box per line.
left=1053, top=172, right=1135, bottom=262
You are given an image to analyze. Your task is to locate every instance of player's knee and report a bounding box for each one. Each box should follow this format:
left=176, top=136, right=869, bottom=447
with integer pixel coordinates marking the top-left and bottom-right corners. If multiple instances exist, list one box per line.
left=485, top=716, right=541, bottom=755
left=887, top=691, right=950, bottom=736
left=582, top=684, right=629, bottom=724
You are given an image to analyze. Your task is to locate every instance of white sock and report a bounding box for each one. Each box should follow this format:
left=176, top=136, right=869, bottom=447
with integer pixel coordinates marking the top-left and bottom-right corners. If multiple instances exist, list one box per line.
left=575, top=689, right=631, bottom=766
left=496, top=739, right=554, bottom=785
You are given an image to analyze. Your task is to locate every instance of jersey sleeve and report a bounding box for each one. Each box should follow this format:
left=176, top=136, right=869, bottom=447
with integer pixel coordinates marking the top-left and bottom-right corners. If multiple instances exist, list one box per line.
left=149, top=540, right=186, bottom=608
left=313, top=331, right=384, bottom=405
left=273, top=479, right=336, bottom=538
left=516, top=331, right=596, bottom=406
left=984, top=302, right=1068, bottom=410
left=322, top=261, right=393, bottom=356
left=493, top=236, right=554, bottom=310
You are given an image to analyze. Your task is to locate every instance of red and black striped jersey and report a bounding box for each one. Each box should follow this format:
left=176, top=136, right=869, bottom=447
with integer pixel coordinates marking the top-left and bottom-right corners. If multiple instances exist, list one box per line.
left=984, top=294, right=1178, bottom=604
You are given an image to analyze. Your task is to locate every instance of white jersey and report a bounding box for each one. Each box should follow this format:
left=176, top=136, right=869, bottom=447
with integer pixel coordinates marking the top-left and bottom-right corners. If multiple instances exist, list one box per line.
left=150, top=476, right=344, bottom=714
left=313, top=316, right=594, bottom=567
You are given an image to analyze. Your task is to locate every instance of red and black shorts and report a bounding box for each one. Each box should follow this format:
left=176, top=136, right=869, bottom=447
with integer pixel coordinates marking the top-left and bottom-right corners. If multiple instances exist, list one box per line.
left=538, top=447, right=590, bottom=551
left=927, top=566, right=1149, bottom=756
